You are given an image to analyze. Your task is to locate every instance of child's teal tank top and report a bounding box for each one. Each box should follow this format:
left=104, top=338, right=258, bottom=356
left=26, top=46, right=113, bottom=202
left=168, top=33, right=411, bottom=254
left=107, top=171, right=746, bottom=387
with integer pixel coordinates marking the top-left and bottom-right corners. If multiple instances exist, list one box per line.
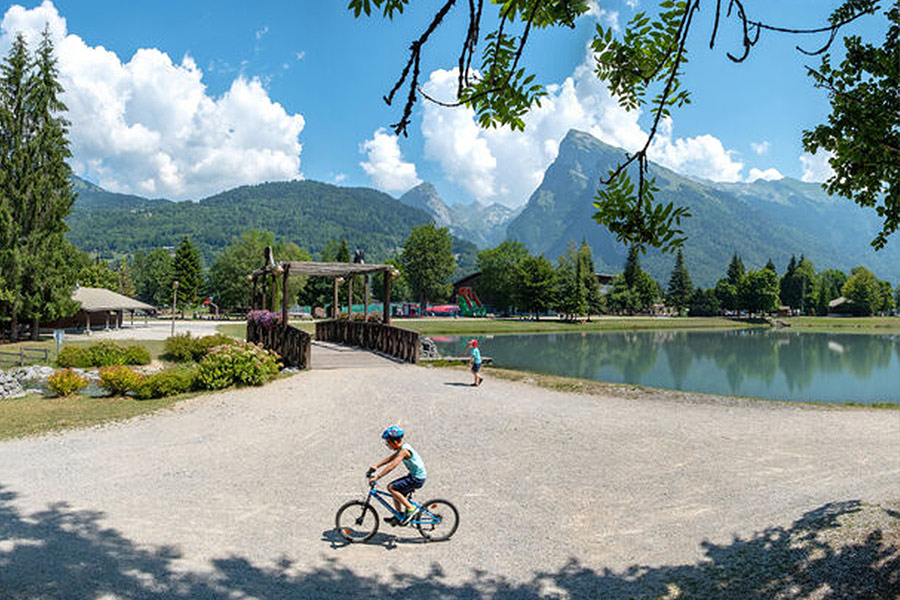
left=402, top=442, right=427, bottom=480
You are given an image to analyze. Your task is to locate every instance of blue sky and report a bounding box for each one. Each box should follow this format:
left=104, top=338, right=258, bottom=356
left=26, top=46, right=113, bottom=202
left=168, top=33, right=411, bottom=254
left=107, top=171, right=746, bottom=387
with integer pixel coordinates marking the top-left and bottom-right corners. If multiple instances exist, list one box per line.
left=0, top=1, right=884, bottom=206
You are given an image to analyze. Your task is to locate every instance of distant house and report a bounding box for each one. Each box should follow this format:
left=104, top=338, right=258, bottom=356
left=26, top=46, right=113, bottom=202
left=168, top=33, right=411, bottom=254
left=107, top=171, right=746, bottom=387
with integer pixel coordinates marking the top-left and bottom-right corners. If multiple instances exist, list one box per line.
left=827, top=296, right=855, bottom=316
left=41, top=287, right=156, bottom=333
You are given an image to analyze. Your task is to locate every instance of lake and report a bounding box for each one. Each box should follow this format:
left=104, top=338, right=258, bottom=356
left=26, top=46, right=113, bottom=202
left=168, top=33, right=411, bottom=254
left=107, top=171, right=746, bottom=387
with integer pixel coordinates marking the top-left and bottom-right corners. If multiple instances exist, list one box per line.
left=432, top=329, right=900, bottom=405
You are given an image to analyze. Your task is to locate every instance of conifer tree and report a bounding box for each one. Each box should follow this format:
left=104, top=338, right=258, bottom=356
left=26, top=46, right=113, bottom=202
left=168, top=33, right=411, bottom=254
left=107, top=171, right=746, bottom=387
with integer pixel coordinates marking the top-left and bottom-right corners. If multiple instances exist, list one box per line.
left=174, top=236, right=203, bottom=308
left=666, top=249, right=693, bottom=314
left=577, top=240, right=605, bottom=316
left=726, top=253, right=746, bottom=287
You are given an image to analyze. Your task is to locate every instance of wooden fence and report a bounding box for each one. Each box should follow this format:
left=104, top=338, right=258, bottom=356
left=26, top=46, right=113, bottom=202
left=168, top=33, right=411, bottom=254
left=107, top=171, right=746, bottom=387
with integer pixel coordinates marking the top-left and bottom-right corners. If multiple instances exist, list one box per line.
left=246, top=320, right=311, bottom=369
left=315, top=320, right=419, bottom=363
left=0, top=347, right=49, bottom=368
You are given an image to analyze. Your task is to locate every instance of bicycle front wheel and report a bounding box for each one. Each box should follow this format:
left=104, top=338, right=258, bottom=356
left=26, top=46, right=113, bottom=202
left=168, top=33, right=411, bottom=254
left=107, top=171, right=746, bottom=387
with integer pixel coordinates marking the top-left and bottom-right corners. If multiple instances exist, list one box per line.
left=416, top=499, right=459, bottom=541
left=335, top=500, right=379, bottom=543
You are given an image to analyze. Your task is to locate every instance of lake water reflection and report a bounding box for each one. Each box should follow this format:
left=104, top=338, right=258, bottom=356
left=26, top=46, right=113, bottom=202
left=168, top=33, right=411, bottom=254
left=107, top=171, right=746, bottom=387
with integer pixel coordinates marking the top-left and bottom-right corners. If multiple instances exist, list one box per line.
left=432, top=329, right=900, bottom=404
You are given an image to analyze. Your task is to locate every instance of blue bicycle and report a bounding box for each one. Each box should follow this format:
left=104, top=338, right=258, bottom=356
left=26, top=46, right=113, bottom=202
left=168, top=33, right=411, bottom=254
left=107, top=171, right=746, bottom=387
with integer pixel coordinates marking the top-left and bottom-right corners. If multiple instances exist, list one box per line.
left=335, top=469, right=459, bottom=543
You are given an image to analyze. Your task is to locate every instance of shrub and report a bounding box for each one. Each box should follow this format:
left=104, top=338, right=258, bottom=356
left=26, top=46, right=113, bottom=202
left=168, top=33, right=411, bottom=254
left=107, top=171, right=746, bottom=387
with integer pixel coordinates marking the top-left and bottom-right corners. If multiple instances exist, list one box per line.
left=47, top=368, right=89, bottom=397
left=122, top=345, right=152, bottom=366
left=56, top=346, right=92, bottom=368
left=164, top=333, right=197, bottom=362
left=247, top=309, right=282, bottom=329
left=194, top=334, right=237, bottom=360
left=133, top=369, right=196, bottom=400
left=197, top=342, right=280, bottom=390
left=99, top=366, right=143, bottom=396
left=87, top=341, right=128, bottom=367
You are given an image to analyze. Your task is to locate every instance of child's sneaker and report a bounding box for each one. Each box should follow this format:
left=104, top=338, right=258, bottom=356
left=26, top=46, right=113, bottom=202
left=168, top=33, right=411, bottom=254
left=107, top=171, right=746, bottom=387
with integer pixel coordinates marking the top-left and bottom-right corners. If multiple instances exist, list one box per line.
left=399, top=509, right=416, bottom=526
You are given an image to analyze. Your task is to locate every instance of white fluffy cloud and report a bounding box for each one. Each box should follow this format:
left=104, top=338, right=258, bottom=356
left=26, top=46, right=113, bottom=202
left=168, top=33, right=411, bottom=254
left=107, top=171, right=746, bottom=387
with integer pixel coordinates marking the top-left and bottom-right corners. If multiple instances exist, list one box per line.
left=1, top=1, right=305, bottom=200
left=420, top=47, right=745, bottom=206
left=359, top=128, right=421, bottom=193
left=750, top=140, right=770, bottom=155
left=747, top=167, right=783, bottom=182
left=800, top=151, right=835, bottom=183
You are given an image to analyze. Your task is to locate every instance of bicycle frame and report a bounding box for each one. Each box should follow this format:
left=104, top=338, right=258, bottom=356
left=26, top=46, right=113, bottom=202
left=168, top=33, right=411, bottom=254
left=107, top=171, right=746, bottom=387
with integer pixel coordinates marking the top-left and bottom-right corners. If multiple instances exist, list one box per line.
left=365, top=484, right=442, bottom=527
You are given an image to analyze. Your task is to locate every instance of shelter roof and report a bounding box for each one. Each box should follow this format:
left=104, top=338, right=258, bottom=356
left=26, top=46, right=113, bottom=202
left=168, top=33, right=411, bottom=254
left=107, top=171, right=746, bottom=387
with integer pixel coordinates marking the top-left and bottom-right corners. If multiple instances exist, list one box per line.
left=252, top=261, right=393, bottom=278
left=73, top=286, right=156, bottom=312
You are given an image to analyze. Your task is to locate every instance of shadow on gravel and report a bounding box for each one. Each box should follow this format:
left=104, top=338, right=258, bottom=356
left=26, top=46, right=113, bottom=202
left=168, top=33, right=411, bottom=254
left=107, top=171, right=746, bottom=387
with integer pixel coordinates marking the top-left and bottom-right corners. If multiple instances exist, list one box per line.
left=0, top=485, right=896, bottom=599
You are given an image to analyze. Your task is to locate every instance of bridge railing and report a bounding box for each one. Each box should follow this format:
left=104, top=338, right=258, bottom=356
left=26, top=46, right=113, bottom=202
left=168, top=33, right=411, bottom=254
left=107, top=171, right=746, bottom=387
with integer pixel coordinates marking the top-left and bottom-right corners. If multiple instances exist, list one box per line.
left=315, top=319, right=419, bottom=363
left=247, top=320, right=311, bottom=369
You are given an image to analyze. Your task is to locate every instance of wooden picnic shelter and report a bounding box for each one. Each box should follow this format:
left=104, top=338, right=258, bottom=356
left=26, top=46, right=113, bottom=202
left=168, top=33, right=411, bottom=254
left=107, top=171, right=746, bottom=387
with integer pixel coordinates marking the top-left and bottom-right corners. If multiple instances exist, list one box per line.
left=247, top=247, right=419, bottom=369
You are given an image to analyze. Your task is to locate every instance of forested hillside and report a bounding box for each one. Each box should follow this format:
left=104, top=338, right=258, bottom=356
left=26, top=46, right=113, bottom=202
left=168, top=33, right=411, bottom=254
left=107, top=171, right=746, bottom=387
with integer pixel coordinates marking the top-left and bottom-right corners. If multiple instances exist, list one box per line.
left=67, top=178, right=478, bottom=275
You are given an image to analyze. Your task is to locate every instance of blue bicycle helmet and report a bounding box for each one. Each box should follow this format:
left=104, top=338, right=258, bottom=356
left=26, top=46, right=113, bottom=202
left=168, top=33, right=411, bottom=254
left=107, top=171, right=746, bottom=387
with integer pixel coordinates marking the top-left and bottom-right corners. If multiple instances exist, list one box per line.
left=382, top=425, right=404, bottom=440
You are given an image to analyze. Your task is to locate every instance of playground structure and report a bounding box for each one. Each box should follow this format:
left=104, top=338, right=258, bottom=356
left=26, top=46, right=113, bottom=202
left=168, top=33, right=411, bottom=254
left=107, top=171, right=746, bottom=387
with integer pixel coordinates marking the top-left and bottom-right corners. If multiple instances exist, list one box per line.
left=457, top=287, right=487, bottom=317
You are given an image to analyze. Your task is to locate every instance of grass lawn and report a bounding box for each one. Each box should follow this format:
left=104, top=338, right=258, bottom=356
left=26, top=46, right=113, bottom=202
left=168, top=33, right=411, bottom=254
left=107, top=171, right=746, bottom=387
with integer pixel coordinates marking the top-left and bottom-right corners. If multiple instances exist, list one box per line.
left=781, top=316, right=900, bottom=333
left=0, top=392, right=191, bottom=441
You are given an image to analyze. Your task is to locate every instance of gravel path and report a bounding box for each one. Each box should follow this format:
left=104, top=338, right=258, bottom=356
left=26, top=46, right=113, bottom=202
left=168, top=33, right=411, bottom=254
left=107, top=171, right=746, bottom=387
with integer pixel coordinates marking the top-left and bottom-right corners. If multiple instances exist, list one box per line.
left=0, top=364, right=897, bottom=599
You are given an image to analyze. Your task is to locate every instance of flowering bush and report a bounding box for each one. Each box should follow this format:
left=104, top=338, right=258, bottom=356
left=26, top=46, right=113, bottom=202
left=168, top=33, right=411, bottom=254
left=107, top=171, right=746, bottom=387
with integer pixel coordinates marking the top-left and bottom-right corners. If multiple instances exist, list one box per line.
left=99, top=366, right=143, bottom=396
left=47, top=369, right=89, bottom=397
left=197, top=341, right=280, bottom=389
left=165, top=333, right=238, bottom=362
left=247, top=310, right=283, bottom=330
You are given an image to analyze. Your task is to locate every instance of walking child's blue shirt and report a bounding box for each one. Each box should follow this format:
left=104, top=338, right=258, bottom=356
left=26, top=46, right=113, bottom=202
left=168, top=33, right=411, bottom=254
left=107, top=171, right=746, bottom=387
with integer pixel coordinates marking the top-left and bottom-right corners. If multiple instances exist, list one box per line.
left=471, top=347, right=482, bottom=364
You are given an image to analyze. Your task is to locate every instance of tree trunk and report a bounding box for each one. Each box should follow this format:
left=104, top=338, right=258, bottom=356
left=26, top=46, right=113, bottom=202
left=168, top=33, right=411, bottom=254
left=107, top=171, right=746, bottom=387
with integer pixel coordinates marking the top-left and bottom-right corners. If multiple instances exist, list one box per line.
left=31, top=317, right=40, bottom=340
left=10, top=312, right=19, bottom=342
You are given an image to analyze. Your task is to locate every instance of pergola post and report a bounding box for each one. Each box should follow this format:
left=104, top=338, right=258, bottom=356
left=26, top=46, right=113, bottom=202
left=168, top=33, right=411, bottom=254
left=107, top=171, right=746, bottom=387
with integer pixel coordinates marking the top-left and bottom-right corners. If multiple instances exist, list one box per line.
left=261, top=276, right=267, bottom=313
left=269, top=273, right=277, bottom=312
left=332, top=278, right=339, bottom=319
left=348, top=277, right=354, bottom=317
left=383, top=270, right=392, bottom=325
left=281, top=264, right=291, bottom=325
left=251, top=276, right=258, bottom=310
left=364, top=275, right=370, bottom=320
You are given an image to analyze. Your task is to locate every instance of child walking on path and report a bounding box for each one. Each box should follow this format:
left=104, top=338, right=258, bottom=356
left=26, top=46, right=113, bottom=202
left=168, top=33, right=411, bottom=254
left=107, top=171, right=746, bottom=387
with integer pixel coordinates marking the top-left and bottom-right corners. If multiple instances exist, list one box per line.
left=468, top=339, right=483, bottom=386
left=368, top=425, right=427, bottom=526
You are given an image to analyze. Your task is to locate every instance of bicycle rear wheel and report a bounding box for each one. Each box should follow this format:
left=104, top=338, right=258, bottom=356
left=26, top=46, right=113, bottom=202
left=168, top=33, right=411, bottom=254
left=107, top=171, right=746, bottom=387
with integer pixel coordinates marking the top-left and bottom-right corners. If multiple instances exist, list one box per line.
left=415, top=499, right=459, bottom=541
left=335, top=500, right=379, bottom=543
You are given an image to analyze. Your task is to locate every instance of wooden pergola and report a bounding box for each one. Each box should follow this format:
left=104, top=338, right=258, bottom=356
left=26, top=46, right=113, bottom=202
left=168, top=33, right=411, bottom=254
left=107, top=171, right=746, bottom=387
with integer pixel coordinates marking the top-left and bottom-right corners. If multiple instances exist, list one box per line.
left=249, top=247, right=398, bottom=324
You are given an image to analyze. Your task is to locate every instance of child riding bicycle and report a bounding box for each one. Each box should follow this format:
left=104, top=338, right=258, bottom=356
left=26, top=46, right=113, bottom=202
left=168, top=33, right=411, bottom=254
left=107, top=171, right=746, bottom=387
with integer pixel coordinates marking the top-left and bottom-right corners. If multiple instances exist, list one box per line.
left=368, top=425, right=427, bottom=526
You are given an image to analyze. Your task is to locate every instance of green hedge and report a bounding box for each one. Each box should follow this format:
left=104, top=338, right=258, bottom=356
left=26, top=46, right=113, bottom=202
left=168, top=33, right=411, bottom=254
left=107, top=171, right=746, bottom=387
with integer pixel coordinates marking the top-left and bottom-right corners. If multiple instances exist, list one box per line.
left=164, top=333, right=237, bottom=362
left=57, top=342, right=152, bottom=368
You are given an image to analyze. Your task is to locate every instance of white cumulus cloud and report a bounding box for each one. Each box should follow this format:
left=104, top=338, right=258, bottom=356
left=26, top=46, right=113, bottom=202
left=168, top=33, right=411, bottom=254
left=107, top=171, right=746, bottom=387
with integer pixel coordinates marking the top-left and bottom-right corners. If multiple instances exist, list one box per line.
left=750, top=140, right=770, bottom=155
left=800, top=151, right=835, bottom=183
left=1, top=1, right=305, bottom=200
left=419, top=47, right=744, bottom=206
left=359, top=128, right=421, bottom=193
left=747, top=167, right=783, bottom=182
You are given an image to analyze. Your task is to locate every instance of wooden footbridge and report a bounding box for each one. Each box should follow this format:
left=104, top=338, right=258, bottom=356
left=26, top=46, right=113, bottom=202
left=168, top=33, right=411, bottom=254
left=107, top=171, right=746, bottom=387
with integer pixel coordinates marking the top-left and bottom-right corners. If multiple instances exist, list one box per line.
left=246, top=247, right=419, bottom=369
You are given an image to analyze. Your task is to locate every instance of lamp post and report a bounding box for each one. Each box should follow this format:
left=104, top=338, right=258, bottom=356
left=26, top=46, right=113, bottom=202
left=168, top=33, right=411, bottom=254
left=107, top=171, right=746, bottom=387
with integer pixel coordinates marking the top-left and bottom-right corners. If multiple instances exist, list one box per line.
left=171, top=280, right=179, bottom=336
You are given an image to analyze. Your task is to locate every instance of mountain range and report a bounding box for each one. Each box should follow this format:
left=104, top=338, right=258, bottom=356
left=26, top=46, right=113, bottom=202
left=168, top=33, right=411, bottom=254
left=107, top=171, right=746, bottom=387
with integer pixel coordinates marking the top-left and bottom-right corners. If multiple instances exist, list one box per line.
left=506, top=130, right=899, bottom=287
left=66, top=128, right=899, bottom=288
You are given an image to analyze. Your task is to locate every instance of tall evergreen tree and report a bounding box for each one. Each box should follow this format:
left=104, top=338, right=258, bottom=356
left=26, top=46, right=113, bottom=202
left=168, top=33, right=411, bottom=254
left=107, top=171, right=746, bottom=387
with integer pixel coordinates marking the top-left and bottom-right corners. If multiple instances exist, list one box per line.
left=726, top=253, right=745, bottom=287
left=0, top=34, right=32, bottom=340
left=577, top=240, right=605, bottom=316
left=764, top=258, right=777, bottom=274
left=666, top=249, right=693, bottom=314
left=23, top=28, right=79, bottom=338
left=174, top=236, right=203, bottom=308
left=554, top=243, right=587, bottom=319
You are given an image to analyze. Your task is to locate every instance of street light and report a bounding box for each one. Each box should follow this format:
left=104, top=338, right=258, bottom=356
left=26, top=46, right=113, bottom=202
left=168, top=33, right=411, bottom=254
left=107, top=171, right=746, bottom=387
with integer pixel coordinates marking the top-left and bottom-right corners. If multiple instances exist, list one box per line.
left=171, top=280, right=179, bottom=336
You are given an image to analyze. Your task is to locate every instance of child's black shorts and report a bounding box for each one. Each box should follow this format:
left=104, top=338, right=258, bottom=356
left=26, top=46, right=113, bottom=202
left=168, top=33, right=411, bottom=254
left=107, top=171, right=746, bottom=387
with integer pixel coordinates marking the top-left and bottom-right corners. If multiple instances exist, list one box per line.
left=472, top=362, right=482, bottom=372
left=390, top=474, right=425, bottom=496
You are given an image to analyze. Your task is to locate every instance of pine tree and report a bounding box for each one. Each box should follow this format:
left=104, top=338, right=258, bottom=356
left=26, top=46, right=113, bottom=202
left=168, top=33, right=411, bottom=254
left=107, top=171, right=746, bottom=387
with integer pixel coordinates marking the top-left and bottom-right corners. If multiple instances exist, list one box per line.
left=0, top=34, right=32, bottom=340
left=726, top=253, right=745, bottom=287
left=174, top=236, right=203, bottom=308
left=554, top=245, right=587, bottom=319
left=666, top=249, right=693, bottom=314
left=577, top=240, right=605, bottom=317
left=765, top=258, right=777, bottom=274
left=23, top=28, right=79, bottom=338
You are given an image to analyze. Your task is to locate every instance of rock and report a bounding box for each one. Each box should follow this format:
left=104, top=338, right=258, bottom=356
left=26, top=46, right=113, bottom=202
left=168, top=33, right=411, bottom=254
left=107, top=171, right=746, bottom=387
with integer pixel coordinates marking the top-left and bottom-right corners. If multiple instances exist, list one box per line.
left=419, top=337, right=439, bottom=359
